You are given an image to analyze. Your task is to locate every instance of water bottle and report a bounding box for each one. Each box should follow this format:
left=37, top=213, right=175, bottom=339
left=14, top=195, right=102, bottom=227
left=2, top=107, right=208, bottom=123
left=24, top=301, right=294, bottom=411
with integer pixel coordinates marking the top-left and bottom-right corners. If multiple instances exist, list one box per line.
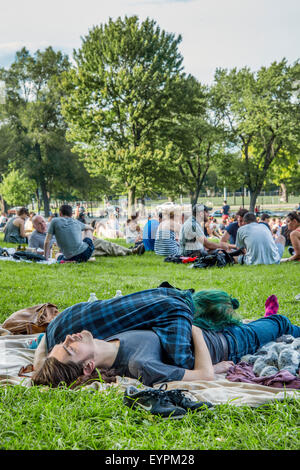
left=114, top=290, right=122, bottom=298
left=88, top=292, right=98, bottom=302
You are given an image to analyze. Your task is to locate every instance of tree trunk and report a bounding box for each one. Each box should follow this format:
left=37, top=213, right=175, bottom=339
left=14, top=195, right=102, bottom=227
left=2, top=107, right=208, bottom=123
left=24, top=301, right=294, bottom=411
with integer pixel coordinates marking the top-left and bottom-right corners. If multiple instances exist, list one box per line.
left=0, top=195, right=8, bottom=213
left=190, top=186, right=201, bottom=207
left=249, top=190, right=260, bottom=213
left=40, top=181, right=50, bottom=217
left=36, top=189, right=41, bottom=213
left=280, top=183, right=288, bottom=203
left=127, top=187, right=136, bottom=218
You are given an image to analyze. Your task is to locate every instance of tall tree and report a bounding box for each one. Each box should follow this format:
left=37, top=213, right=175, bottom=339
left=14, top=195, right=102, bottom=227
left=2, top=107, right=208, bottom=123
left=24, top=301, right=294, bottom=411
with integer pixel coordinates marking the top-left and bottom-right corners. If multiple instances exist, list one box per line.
left=213, top=59, right=300, bottom=211
left=0, top=47, right=73, bottom=216
left=61, top=15, right=185, bottom=215
left=161, top=77, right=230, bottom=205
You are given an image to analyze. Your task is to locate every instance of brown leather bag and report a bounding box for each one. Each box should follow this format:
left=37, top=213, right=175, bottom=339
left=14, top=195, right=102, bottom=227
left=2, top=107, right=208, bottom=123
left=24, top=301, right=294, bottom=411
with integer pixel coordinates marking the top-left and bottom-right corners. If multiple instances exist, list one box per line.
left=2, top=303, right=60, bottom=335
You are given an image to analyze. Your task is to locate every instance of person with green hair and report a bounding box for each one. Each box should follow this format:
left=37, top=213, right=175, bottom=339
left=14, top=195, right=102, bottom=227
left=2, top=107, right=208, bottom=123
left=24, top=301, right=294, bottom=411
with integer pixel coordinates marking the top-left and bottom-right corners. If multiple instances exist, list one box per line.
left=32, top=286, right=300, bottom=390
left=191, top=289, right=241, bottom=331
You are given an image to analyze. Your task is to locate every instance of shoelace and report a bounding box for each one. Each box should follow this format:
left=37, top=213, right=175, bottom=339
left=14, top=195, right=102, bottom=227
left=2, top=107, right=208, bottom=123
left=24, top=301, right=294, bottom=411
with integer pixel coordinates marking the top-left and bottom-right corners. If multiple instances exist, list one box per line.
left=143, top=385, right=176, bottom=406
left=155, top=384, right=188, bottom=405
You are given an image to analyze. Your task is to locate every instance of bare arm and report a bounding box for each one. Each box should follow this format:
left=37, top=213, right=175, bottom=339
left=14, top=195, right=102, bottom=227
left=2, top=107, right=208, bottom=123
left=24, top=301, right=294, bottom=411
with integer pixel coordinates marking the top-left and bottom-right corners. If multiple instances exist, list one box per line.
left=43, top=233, right=52, bottom=260
left=287, top=231, right=300, bottom=261
left=203, top=237, right=235, bottom=251
left=220, top=231, right=230, bottom=243
left=182, top=326, right=215, bottom=381
left=14, top=219, right=27, bottom=238
left=33, top=334, right=47, bottom=370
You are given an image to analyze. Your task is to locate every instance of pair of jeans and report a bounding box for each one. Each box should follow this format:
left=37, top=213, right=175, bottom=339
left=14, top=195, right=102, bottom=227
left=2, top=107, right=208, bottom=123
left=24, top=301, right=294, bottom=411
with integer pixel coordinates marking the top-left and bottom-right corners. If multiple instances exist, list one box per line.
left=223, top=315, right=300, bottom=363
left=57, top=237, right=94, bottom=263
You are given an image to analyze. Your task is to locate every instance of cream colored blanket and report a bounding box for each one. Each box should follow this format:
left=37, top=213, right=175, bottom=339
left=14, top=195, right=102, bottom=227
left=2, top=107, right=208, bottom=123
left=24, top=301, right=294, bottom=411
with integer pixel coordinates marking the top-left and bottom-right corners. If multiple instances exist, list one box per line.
left=0, top=328, right=299, bottom=407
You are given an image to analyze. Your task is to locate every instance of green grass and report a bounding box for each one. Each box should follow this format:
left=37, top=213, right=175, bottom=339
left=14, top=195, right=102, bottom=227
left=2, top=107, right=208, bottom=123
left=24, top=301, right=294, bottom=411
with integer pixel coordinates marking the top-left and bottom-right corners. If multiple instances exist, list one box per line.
left=0, top=233, right=299, bottom=450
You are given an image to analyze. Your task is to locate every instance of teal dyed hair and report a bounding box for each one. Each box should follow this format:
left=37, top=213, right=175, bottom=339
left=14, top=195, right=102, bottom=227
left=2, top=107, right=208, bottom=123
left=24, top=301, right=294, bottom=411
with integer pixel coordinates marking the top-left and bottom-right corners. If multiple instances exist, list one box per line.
left=192, top=290, right=241, bottom=331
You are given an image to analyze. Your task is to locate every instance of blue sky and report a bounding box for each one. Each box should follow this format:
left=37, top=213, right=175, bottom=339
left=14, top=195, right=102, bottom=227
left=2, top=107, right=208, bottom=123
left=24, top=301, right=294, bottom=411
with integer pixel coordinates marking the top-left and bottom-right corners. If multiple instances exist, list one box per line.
left=0, top=0, right=299, bottom=84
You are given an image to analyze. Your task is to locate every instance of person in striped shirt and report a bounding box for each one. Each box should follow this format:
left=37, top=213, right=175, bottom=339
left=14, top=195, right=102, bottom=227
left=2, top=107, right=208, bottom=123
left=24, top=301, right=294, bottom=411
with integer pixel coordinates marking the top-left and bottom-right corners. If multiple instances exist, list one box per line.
left=154, top=211, right=181, bottom=256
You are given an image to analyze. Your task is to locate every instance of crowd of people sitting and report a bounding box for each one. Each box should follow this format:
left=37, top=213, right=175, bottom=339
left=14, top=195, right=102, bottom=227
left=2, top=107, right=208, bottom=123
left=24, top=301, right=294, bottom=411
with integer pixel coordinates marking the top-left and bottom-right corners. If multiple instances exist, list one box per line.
left=0, top=200, right=300, bottom=265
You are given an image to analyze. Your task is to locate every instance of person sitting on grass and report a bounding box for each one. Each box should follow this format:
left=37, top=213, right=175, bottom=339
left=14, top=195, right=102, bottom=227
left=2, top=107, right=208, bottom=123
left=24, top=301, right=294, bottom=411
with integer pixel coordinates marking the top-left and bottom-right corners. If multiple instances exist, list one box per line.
left=259, top=213, right=271, bottom=231
left=154, top=210, right=181, bottom=256
left=179, top=204, right=235, bottom=257
left=220, top=208, right=249, bottom=245
left=142, top=213, right=161, bottom=252
left=235, top=212, right=285, bottom=265
left=281, top=212, right=300, bottom=263
left=28, top=215, right=55, bottom=253
left=4, top=207, right=29, bottom=244
left=32, top=287, right=300, bottom=389
left=44, top=204, right=94, bottom=263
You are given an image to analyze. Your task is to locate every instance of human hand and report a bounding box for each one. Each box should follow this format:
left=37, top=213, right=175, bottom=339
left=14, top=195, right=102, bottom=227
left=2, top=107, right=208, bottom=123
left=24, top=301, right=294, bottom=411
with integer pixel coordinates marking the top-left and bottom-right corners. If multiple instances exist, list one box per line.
left=213, top=361, right=234, bottom=374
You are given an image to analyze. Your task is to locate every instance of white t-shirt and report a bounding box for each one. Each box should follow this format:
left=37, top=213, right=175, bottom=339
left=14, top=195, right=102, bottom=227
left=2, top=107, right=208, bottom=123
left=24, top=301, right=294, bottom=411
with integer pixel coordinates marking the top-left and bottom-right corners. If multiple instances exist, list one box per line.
left=236, top=222, right=281, bottom=265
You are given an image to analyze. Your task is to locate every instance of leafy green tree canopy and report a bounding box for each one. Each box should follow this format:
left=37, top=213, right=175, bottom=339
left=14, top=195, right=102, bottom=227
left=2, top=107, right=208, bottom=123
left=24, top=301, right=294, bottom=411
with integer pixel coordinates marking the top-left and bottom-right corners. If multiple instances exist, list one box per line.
left=213, top=59, right=300, bottom=211
left=61, top=15, right=185, bottom=214
left=0, top=169, right=35, bottom=207
left=0, top=47, right=72, bottom=216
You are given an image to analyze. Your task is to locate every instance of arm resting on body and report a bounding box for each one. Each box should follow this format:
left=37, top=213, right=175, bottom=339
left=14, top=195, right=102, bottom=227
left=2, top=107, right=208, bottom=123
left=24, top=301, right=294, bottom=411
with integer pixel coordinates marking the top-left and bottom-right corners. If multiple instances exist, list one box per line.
left=182, top=326, right=215, bottom=381
left=33, top=334, right=47, bottom=370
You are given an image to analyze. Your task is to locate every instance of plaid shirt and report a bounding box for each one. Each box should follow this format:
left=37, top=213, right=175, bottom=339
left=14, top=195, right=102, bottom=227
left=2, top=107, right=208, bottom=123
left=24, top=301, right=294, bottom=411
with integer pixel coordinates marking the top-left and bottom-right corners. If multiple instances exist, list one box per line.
left=46, top=288, right=195, bottom=369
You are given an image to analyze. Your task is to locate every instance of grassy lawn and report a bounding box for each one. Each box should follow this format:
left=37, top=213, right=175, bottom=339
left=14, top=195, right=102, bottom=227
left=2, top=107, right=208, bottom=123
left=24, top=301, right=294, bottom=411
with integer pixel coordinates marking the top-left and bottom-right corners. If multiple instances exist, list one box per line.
left=0, top=233, right=299, bottom=450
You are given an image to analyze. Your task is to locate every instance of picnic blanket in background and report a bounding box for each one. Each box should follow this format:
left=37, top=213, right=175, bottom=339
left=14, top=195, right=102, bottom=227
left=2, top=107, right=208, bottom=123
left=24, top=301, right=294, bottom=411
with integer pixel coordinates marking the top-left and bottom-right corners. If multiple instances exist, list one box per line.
left=0, top=247, right=56, bottom=265
left=0, top=328, right=299, bottom=407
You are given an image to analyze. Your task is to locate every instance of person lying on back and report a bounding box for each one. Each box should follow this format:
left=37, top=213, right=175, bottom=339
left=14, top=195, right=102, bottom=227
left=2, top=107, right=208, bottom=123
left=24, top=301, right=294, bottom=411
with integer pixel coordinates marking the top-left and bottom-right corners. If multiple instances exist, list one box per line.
left=32, top=287, right=300, bottom=388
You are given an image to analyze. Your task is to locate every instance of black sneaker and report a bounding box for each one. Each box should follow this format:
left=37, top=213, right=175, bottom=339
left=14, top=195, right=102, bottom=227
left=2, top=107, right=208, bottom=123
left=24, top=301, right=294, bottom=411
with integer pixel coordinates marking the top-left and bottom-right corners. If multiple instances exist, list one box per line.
left=164, top=388, right=213, bottom=412
left=123, top=385, right=187, bottom=419
left=131, top=244, right=145, bottom=255
left=137, top=244, right=145, bottom=255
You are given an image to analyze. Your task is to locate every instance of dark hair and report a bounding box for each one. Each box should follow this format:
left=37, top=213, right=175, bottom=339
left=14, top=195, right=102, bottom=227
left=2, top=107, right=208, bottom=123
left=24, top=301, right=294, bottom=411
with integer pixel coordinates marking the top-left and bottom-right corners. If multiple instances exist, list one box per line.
left=17, top=207, right=29, bottom=217
left=32, top=357, right=116, bottom=389
left=287, top=211, right=300, bottom=223
left=260, top=213, right=270, bottom=221
left=236, top=208, right=249, bottom=218
left=243, top=212, right=257, bottom=224
left=59, top=204, right=73, bottom=217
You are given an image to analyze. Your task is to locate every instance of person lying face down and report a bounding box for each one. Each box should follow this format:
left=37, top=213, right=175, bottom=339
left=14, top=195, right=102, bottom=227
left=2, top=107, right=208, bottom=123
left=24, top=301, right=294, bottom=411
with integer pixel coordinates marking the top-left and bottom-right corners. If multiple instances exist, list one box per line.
left=32, top=288, right=300, bottom=389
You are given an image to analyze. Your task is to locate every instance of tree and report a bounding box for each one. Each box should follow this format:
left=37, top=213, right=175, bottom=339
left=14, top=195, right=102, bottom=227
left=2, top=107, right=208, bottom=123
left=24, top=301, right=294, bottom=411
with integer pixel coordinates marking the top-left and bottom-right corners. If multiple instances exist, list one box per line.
left=0, top=124, right=16, bottom=212
left=0, top=169, right=35, bottom=206
left=267, top=149, right=300, bottom=202
left=61, top=15, right=185, bottom=215
left=213, top=59, right=300, bottom=211
left=0, top=47, right=74, bottom=216
left=161, top=77, right=230, bottom=205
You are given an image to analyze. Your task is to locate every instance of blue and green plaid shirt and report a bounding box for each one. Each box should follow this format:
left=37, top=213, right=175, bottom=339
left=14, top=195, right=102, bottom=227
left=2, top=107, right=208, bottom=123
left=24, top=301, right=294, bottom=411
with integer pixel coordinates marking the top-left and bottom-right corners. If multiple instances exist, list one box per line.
left=46, top=288, right=195, bottom=369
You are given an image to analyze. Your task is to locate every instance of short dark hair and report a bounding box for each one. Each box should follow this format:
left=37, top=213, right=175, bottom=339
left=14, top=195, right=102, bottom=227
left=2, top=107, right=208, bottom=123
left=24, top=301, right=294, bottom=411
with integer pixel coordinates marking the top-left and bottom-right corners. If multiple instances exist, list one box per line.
left=261, top=213, right=270, bottom=221
left=243, top=212, right=257, bottom=224
left=17, top=207, right=29, bottom=217
left=236, top=208, right=249, bottom=218
left=59, top=204, right=73, bottom=217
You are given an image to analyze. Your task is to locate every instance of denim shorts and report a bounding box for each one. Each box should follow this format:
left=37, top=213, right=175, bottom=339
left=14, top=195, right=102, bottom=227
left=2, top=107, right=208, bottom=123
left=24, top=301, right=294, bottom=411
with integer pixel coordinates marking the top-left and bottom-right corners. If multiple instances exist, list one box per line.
left=57, top=238, right=94, bottom=263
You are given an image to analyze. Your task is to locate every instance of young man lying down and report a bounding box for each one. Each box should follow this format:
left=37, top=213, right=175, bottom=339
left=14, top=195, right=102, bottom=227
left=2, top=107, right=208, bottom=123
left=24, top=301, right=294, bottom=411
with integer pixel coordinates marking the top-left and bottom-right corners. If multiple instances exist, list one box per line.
left=32, top=287, right=300, bottom=388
